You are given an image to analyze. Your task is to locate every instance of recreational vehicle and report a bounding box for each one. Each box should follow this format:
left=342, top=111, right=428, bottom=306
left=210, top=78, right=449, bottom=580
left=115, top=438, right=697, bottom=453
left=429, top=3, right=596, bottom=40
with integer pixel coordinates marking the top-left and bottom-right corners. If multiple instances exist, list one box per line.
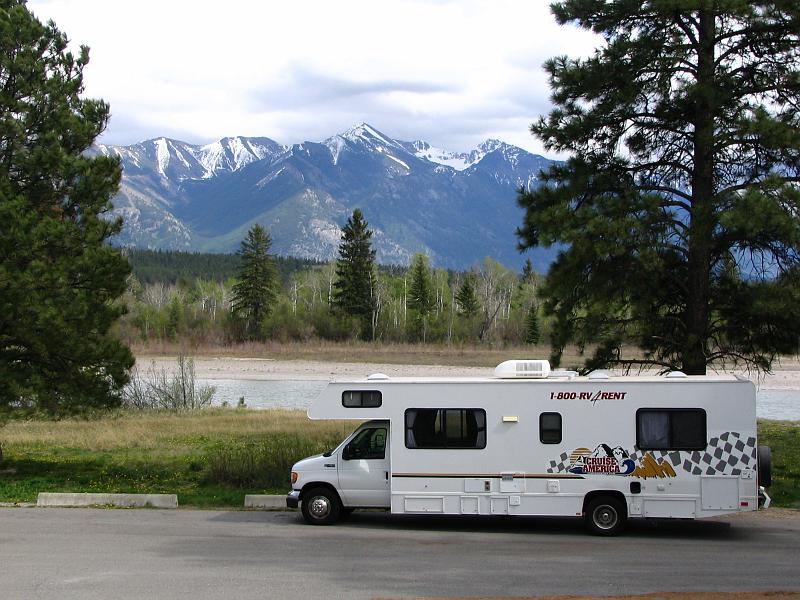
left=286, top=360, right=771, bottom=535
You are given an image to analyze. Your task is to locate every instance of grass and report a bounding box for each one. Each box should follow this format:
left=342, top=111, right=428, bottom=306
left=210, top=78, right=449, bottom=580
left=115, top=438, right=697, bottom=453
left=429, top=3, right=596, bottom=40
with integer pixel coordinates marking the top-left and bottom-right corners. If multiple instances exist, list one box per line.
left=0, top=409, right=352, bottom=507
left=757, top=419, right=800, bottom=508
left=0, top=410, right=797, bottom=509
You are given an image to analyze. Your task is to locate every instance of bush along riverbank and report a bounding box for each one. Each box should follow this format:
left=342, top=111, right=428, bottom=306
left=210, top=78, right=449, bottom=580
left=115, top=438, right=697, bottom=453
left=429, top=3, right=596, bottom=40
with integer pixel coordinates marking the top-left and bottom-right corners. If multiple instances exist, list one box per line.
left=0, top=410, right=797, bottom=509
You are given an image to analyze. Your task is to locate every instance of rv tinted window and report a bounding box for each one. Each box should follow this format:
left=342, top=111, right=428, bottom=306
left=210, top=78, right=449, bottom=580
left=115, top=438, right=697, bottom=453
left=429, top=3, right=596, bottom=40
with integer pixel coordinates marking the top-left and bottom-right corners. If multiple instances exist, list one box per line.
left=342, top=390, right=382, bottom=408
left=404, top=409, right=486, bottom=449
left=637, top=409, right=706, bottom=450
left=539, top=412, right=562, bottom=444
left=345, top=427, right=387, bottom=460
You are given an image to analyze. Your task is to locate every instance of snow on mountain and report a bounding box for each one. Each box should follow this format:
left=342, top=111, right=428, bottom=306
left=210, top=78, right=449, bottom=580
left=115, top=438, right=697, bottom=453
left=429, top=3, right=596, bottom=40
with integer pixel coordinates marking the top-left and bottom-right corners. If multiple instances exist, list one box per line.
left=406, top=140, right=471, bottom=171
left=196, top=137, right=283, bottom=178
left=101, top=124, right=559, bottom=269
left=97, top=136, right=283, bottom=182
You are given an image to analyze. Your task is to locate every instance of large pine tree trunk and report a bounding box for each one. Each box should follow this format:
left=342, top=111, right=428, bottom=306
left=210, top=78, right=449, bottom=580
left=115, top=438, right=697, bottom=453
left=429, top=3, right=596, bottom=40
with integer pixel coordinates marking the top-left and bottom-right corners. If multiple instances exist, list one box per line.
left=684, top=10, right=717, bottom=376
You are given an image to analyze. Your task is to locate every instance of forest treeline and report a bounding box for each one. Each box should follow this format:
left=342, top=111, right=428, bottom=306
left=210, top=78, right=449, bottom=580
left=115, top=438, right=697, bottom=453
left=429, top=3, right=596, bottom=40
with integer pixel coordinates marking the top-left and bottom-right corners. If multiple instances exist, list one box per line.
left=117, top=248, right=543, bottom=347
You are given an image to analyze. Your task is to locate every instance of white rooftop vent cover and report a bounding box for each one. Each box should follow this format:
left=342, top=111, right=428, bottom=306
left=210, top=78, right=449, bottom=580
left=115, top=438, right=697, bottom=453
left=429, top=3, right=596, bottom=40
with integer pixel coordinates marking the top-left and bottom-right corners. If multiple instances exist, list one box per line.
left=665, top=371, right=688, bottom=379
left=367, top=373, right=390, bottom=381
left=494, top=359, right=551, bottom=379
left=587, top=370, right=611, bottom=380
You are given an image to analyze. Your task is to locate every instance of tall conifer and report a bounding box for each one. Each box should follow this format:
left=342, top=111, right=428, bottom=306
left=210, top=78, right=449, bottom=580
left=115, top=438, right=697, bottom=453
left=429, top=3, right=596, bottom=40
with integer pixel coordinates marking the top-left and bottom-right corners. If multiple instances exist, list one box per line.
left=332, top=209, right=377, bottom=339
left=455, top=275, right=479, bottom=318
left=518, top=2, right=800, bottom=374
left=0, top=1, right=134, bottom=415
left=231, top=225, right=277, bottom=339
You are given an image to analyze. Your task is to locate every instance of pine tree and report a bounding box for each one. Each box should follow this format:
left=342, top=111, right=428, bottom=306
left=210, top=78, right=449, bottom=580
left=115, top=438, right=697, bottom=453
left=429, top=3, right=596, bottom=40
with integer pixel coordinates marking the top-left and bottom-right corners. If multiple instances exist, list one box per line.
left=521, top=259, right=534, bottom=284
left=455, top=275, right=479, bottom=318
left=230, top=225, right=277, bottom=339
left=525, top=304, right=541, bottom=346
left=332, top=209, right=377, bottom=340
left=407, top=253, right=433, bottom=341
left=517, top=2, right=800, bottom=374
left=0, top=1, right=134, bottom=416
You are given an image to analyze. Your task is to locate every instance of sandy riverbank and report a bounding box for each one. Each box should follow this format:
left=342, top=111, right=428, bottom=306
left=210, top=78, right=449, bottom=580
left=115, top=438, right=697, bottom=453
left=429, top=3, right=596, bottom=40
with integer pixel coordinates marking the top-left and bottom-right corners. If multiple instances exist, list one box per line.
left=136, top=355, right=800, bottom=390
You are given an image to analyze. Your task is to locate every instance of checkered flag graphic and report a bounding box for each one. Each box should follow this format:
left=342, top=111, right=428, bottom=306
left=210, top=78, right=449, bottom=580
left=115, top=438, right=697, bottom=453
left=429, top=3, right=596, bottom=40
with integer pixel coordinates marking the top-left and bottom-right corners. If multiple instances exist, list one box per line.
left=546, top=432, right=757, bottom=476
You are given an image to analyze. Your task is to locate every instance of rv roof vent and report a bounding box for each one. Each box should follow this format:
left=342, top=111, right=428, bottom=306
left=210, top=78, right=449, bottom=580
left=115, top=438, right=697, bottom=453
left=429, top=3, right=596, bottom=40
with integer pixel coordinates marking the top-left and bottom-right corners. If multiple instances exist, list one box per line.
left=367, top=373, right=390, bottom=381
left=494, top=359, right=551, bottom=379
left=665, top=370, right=688, bottom=379
left=587, top=370, right=611, bottom=380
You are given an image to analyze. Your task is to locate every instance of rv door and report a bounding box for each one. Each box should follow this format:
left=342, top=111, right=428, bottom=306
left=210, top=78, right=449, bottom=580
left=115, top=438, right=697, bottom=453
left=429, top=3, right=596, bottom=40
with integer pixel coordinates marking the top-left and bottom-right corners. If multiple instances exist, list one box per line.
left=337, top=424, right=390, bottom=508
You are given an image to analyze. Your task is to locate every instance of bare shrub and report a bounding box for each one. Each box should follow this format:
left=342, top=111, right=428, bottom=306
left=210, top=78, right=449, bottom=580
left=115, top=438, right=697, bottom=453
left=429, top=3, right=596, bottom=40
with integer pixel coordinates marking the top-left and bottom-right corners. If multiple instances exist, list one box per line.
left=123, top=355, right=215, bottom=410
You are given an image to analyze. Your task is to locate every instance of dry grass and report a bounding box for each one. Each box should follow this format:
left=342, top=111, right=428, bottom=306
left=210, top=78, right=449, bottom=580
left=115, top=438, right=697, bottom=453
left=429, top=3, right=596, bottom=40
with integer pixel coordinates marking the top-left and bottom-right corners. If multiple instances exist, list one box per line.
left=129, top=340, right=800, bottom=371
left=129, top=340, right=598, bottom=368
left=1, top=408, right=352, bottom=451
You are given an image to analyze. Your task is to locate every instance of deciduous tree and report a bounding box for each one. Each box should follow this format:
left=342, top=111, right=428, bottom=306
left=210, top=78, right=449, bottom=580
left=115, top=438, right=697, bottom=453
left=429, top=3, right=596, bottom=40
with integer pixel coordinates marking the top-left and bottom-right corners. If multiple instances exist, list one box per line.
left=517, top=1, right=800, bottom=374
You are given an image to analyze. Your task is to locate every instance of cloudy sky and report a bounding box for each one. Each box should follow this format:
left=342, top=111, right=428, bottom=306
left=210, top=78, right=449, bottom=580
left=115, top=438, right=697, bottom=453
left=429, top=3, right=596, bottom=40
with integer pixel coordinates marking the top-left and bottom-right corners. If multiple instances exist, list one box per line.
left=27, top=0, right=600, bottom=156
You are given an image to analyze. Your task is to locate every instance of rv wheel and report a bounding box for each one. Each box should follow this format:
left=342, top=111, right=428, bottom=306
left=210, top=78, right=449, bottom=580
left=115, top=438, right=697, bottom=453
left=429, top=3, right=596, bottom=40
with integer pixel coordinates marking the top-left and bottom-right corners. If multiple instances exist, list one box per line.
left=586, top=496, right=626, bottom=536
left=301, top=487, right=341, bottom=525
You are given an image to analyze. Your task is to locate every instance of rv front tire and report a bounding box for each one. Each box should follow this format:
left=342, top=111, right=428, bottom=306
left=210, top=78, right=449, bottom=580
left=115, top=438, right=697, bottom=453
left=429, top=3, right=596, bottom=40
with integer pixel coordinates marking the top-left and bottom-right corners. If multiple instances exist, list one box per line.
left=586, top=495, right=626, bottom=536
left=301, top=487, right=341, bottom=525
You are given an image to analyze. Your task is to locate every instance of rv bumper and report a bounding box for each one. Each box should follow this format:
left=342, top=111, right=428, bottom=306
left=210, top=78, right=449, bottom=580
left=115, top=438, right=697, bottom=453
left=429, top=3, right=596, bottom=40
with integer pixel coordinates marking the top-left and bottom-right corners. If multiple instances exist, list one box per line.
left=286, top=490, right=301, bottom=509
left=758, top=486, right=771, bottom=509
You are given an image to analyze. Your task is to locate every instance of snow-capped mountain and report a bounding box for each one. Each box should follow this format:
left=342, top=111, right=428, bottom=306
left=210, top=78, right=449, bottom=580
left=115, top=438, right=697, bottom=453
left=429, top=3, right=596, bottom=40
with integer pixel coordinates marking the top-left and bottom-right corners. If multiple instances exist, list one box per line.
left=102, top=124, right=558, bottom=269
left=97, top=136, right=284, bottom=181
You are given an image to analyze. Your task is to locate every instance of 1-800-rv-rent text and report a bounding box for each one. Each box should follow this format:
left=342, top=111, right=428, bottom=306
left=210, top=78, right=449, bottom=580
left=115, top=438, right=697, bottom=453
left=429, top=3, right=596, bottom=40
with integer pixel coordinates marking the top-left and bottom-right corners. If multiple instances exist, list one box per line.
left=286, top=360, right=771, bottom=535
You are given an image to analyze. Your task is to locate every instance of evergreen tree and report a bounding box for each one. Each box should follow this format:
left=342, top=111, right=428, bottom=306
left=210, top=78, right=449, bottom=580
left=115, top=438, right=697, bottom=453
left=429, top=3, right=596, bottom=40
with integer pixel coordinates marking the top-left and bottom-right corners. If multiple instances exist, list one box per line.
left=525, top=304, right=541, bottom=345
left=455, top=275, right=479, bottom=318
left=407, top=253, right=433, bottom=341
left=517, top=2, right=800, bottom=374
left=332, top=209, right=377, bottom=340
left=230, top=225, right=277, bottom=339
left=521, top=259, right=534, bottom=284
left=0, top=1, right=134, bottom=416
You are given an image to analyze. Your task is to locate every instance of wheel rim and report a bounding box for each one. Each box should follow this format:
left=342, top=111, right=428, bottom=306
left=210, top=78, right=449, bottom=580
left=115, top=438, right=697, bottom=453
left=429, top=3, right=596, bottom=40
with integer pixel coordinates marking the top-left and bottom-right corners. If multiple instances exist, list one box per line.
left=308, top=495, right=331, bottom=519
left=593, top=504, right=618, bottom=530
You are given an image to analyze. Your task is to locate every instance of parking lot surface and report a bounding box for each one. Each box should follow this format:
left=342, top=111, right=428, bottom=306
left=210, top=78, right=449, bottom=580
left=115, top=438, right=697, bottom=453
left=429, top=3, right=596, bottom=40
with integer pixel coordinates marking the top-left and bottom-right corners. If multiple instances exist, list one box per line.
left=0, top=508, right=798, bottom=599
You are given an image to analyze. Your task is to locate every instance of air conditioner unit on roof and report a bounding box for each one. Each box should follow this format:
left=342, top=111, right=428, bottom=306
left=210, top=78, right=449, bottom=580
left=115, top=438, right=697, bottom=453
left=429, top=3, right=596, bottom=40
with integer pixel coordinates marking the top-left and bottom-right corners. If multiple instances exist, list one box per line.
left=494, top=359, right=551, bottom=379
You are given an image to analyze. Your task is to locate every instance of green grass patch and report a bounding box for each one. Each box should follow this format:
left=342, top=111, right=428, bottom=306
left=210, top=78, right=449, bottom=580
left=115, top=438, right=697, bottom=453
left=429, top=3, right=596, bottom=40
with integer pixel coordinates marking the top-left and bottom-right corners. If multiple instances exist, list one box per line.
left=757, top=419, right=800, bottom=509
left=1, top=411, right=797, bottom=508
left=0, top=409, right=352, bottom=508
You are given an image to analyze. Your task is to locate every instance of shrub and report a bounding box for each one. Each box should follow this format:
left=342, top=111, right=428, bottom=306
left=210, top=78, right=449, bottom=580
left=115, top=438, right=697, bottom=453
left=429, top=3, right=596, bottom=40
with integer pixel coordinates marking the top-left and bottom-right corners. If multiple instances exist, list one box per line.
left=204, top=432, right=342, bottom=489
left=123, top=355, right=215, bottom=410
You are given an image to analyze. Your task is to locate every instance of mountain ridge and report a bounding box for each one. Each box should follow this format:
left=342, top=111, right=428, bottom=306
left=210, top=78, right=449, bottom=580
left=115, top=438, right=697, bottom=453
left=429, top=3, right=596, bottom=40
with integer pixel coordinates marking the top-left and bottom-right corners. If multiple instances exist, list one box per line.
left=99, top=123, right=559, bottom=270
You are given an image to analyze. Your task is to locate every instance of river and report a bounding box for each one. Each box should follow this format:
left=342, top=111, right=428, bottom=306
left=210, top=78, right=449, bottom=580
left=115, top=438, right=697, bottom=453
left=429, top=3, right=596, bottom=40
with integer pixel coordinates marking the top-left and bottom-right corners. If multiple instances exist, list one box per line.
left=198, top=378, right=800, bottom=421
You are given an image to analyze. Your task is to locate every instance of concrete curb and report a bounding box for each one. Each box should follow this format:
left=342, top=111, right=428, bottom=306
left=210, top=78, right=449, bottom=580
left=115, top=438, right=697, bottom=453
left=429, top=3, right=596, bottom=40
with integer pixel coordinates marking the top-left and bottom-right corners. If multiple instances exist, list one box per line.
left=37, top=493, right=178, bottom=509
left=244, top=495, right=289, bottom=510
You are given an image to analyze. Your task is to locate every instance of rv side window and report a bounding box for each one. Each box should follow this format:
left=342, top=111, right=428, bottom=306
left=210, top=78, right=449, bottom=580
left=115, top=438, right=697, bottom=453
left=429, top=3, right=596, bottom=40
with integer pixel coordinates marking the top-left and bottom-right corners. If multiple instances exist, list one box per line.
left=637, top=409, right=707, bottom=450
left=404, top=409, right=486, bottom=449
left=345, top=427, right=387, bottom=460
left=539, top=412, right=562, bottom=444
left=342, top=390, right=382, bottom=408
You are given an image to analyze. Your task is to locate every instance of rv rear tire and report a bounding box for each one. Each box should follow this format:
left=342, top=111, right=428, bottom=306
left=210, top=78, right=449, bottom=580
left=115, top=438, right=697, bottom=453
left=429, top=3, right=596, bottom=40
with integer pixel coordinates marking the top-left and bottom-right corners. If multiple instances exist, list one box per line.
left=301, top=487, right=341, bottom=525
left=586, top=495, right=626, bottom=536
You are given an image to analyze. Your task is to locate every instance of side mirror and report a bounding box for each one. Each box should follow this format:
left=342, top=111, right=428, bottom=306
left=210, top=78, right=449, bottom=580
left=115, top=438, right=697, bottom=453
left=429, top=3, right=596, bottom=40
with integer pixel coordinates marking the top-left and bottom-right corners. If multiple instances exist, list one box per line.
left=342, top=446, right=351, bottom=461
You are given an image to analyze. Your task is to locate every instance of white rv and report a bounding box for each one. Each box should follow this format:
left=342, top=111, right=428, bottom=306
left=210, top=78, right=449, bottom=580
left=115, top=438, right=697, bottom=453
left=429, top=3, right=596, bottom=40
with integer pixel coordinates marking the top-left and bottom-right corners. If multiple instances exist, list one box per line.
left=286, top=360, right=771, bottom=535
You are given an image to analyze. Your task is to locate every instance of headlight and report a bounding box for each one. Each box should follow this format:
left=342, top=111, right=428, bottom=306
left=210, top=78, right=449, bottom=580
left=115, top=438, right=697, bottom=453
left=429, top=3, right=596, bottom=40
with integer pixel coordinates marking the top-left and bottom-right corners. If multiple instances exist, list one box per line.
left=291, top=471, right=298, bottom=484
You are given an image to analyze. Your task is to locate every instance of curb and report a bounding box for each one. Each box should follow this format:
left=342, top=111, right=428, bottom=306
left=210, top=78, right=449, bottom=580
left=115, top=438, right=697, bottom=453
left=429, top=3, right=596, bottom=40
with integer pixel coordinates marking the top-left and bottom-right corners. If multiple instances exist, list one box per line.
left=244, top=494, right=289, bottom=510
left=37, top=493, right=178, bottom=509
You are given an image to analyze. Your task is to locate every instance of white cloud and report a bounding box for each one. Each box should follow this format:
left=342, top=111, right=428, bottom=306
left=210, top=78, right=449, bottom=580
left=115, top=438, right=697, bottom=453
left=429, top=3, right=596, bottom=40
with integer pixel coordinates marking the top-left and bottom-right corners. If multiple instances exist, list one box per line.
left=27, top=0, right=600, bottom=156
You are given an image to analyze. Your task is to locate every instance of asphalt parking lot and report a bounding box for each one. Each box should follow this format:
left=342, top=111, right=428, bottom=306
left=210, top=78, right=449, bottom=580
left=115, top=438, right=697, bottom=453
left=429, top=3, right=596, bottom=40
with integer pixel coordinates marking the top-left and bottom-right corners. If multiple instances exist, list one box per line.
left=1, top=507, right=798, bottom=600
